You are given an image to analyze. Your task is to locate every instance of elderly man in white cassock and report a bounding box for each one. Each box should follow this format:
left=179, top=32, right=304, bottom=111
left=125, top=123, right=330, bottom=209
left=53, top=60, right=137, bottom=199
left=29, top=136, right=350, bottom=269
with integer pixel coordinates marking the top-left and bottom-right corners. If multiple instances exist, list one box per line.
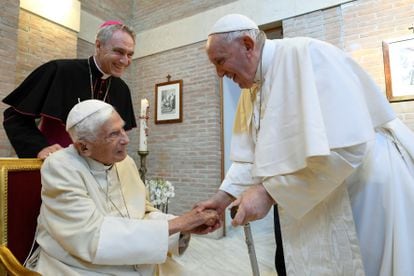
left=26, top=99, right=218, bottom=275
left=196, top=14, right=414, bottom=276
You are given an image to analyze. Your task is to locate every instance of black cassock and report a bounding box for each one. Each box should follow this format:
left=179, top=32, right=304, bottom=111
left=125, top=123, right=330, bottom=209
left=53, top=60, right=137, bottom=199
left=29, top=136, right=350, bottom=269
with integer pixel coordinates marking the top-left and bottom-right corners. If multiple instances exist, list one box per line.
left=3, top=56, right=136, bottom=157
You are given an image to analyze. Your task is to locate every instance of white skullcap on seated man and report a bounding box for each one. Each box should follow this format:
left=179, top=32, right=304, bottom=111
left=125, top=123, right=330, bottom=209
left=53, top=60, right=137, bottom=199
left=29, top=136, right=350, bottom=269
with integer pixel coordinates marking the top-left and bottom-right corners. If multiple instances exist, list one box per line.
left=66, top=99, right=111, bottom=129
left=65, top=99, right=115, bottom=142
left=26, top=99, right=219, bottom=275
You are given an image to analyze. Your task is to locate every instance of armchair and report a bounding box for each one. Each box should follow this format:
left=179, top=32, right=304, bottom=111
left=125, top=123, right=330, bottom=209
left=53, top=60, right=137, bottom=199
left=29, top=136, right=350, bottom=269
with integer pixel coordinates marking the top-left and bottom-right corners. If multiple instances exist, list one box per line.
left=0, top=245, right=40, bottom=276
left=0, top=158, right=43, bottom=275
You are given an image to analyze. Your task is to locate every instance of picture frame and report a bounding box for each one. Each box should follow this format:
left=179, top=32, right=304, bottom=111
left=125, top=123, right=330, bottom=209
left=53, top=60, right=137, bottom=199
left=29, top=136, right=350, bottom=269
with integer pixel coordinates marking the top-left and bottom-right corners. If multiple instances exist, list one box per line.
left=155, top=79, right=183, bottom=124
left=382, top=35, right=414, bottom=102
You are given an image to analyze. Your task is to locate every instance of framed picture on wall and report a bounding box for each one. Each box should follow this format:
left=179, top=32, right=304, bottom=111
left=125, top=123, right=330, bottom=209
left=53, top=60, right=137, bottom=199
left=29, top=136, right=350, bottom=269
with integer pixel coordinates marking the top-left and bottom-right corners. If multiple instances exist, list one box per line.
left=382, top=35, right=414, bottom=102
left=155, top=79, right=183, bottom=124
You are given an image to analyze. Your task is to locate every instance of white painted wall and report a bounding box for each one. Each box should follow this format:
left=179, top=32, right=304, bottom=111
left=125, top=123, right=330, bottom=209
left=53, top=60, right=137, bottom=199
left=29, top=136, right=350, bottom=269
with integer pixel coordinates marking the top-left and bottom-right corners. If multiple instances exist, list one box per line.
left=20, top=0, right=80, bottom=32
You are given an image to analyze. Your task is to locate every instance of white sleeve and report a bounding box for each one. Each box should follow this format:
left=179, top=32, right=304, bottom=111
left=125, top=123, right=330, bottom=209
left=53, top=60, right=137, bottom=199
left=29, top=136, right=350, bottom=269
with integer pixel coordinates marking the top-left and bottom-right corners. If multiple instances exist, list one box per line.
left=94, top=216, right=170, bottom=265
left=219, top=162, right=262, bottom=197
left=263, top=143, right=367, bottom=219
left=145, top=212, right=180, bottom=256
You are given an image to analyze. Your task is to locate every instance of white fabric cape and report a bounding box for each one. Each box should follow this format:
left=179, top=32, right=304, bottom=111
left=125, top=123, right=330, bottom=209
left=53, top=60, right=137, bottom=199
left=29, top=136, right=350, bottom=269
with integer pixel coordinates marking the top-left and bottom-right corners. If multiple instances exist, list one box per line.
left=222, top=37, right=414, bottom=275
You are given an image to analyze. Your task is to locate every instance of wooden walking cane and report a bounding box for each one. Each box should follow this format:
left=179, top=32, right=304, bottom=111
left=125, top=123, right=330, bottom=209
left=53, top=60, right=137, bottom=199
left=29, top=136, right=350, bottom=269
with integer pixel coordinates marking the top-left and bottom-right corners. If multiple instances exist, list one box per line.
left=230, top=206, right=260, bottom=276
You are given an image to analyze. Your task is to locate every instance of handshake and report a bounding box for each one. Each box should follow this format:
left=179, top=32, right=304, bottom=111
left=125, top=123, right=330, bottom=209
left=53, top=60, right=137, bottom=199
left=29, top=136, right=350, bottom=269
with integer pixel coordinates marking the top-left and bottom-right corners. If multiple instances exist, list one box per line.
left=168, top=208, right=221, bottom=235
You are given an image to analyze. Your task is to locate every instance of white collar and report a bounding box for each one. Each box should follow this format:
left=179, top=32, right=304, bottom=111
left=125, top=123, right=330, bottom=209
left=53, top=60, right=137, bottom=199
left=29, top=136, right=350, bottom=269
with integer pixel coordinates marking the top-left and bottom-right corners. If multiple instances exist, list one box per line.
left=84, top=156, right=113, bottom=172
left=93, top=56, right=111, bottom=79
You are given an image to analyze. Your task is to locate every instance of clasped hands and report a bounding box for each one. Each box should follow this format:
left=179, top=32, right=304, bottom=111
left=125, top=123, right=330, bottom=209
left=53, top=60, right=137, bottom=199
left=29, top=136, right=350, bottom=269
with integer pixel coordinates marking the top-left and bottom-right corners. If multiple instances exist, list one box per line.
left=193, top=184, right=275, bottom=231
left=169, top=208, right=220, bottom=235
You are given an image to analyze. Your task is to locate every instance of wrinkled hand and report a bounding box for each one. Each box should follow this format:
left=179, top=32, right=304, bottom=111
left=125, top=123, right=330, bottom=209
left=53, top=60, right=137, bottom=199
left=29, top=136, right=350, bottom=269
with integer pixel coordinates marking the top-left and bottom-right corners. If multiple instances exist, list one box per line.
left=188, top=210, right=221, bottom=235
left=194, top=190, right=234, bottom=221
left=231, top=184, right=275, bottom=227
left=192, top=191, right=234, bottom=234
left=37, top=144, right=63, bottom=160
left=169, top=209, right=219, bottom=235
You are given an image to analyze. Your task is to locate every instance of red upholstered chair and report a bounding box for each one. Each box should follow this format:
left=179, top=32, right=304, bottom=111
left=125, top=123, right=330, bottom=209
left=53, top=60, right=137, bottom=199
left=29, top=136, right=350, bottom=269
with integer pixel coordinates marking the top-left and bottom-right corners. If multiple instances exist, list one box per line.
left=0, top=158, right=43, bottom=276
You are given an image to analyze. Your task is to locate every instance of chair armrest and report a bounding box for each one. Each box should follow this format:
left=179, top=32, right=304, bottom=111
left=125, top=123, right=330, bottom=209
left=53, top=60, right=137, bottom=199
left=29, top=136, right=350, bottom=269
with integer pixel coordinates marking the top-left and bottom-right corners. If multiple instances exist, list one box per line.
left=0, top=245, right=41, bottom=276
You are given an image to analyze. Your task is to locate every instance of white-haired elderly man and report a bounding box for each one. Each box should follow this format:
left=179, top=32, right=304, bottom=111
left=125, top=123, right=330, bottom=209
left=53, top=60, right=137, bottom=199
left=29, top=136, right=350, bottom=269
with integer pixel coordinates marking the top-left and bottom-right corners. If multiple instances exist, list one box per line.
left=196, top=14, right=414, bottom=276
left=27, top=100, right=218, bottom=275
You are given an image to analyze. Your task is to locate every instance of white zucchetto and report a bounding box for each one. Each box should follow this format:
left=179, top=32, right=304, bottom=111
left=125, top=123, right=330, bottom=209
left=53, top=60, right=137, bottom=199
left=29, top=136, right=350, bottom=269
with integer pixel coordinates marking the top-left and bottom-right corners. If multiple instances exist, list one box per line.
left=66, top=99, right=112, bottom=130
left=208, top=14, right=258, bottom=35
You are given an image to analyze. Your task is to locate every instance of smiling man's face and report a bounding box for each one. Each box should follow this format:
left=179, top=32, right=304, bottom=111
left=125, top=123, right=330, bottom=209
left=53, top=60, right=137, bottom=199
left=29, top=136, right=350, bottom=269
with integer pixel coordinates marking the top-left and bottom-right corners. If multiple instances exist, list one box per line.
left=206, top=34, right=257, bottom=89
left=95, top=29, right=135, bottom=77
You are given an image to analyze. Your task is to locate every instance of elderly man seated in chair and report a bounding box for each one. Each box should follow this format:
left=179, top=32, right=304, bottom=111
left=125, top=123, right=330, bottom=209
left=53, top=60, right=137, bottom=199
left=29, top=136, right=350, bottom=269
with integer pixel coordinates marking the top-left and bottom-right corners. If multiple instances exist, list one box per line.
left=26, top=100, right=218, bottom=275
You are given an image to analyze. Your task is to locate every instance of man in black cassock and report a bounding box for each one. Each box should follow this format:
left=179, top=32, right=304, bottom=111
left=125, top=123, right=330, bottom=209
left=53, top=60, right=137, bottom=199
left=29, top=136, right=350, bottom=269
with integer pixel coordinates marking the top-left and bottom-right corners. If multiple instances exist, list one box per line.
left=2, top=20, right=137, bottom=159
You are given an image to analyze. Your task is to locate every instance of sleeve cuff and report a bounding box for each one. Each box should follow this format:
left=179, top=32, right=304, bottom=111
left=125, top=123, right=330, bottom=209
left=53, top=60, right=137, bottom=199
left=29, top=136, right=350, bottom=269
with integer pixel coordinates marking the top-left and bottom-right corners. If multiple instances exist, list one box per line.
left=94, top=216, right=169, bottom=265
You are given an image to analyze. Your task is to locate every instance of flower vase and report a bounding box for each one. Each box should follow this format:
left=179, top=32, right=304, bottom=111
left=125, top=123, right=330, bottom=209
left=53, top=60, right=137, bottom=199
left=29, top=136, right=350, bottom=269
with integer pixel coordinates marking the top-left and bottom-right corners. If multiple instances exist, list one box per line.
left=156, top=199, right=169, bottom=213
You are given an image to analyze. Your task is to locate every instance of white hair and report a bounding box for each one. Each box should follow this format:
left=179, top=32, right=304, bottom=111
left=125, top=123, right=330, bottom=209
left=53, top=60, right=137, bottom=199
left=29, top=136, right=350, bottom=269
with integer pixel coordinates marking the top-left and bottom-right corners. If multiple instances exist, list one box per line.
left=210, top=29, right=266, bottom=50
left=96, top=24, right=136, bottom=45
left=222, top=29, right=260, bottom=41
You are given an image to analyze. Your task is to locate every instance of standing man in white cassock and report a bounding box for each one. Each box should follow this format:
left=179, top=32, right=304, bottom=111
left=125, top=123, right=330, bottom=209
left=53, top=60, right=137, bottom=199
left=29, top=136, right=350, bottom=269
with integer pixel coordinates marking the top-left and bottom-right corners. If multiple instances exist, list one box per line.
left=196, top=13, right=414, bottom=275
left=27, top=100, right=218, bottom=275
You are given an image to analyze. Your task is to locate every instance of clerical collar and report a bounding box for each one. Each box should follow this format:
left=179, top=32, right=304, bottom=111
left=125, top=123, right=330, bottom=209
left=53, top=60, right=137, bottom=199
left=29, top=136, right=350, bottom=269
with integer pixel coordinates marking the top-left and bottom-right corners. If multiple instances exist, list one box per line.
left=84, top=156, right=113, bottom=172
left=92, top=56, right=111, bottom=79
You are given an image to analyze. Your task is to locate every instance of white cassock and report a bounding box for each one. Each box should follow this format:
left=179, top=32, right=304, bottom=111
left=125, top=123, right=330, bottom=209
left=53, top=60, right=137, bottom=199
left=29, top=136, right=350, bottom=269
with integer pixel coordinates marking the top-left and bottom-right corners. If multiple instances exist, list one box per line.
left=27, top=145, right=185, bottom=276
left=221, top=37, right=414, bottom=276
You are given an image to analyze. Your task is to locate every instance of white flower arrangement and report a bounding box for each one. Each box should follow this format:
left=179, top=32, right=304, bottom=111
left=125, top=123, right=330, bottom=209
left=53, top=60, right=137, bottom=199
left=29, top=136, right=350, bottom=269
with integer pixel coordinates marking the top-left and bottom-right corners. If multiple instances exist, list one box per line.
left=145, top=178, right=175, bottom=212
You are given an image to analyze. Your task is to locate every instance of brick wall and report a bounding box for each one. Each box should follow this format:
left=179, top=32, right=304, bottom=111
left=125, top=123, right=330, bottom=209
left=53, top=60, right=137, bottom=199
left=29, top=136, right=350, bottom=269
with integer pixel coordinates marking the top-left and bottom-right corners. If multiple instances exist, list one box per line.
left=16, top=10, right=78, bottom=85
left=0, top=0, right=19, bottom=156
left=131, top=42, right=222, bottom=214
left=80, top=0, right=133, bottom=24
left=283, top=7, right=345, bottom=48
left=77, top=38, right=95, bottom=58
left=133, top=0, right=236, bottom=32
left=342, top=0, right=414, bottom=131
left=0, top=10, right=78, bottom=157
left=283, top=0, right=414, bottom=131
left=0, top=7, right=77, bottom=156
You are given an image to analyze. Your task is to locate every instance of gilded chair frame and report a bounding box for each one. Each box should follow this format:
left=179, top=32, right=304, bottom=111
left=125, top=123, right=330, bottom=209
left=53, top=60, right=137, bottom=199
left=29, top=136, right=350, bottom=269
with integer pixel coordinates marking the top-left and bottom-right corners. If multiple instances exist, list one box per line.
left=0, top=158, right=43, bottom=246
left=0, top=158, right=42, bottom=276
